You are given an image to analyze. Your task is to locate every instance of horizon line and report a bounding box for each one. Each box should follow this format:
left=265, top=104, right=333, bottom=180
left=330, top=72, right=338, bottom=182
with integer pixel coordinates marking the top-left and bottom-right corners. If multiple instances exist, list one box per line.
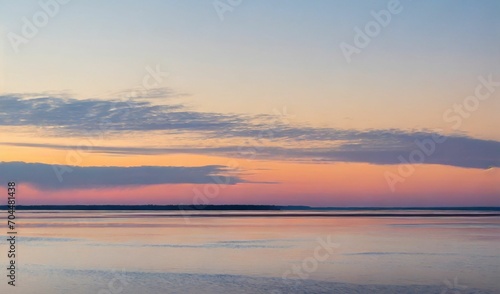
left=2, top=204, right=500, bottom=211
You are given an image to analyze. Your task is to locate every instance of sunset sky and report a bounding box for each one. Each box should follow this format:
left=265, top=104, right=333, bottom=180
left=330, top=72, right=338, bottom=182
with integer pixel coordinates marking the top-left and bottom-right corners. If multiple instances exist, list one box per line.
left=0, top=0, right=499, bottom=206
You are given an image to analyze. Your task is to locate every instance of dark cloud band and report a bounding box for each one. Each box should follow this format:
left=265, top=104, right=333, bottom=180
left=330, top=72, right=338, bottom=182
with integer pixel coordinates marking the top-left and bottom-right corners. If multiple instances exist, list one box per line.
left=0, top=162, right=243, bottom=190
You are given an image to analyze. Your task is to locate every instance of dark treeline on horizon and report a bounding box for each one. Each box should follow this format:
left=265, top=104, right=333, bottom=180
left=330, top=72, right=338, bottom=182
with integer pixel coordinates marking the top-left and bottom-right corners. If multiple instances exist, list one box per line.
left=1, top=204, right=306, bottom=211
left=1, top=205, right=499, bottom=211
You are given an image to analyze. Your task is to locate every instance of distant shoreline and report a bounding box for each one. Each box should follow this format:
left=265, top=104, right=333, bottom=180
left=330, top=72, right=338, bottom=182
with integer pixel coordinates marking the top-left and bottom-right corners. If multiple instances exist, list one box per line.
left=1, top=204, right=499, bottom=212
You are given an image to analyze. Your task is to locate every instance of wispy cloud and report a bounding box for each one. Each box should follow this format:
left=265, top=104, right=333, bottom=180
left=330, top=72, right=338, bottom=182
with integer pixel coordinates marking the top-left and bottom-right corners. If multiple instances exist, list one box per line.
left=1, top=94, right=499, bottom=169
left=111, top=87, right=189, bottom=100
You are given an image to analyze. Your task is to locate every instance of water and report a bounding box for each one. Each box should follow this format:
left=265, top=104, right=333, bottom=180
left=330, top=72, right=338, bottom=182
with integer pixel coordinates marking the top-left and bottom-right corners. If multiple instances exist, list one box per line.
left=1, top=210, right=499, bottom=293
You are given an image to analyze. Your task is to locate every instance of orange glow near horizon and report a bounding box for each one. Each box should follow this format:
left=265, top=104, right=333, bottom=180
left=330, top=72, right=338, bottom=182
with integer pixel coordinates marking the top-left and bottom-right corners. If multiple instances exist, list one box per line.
left=9, top=153, right=499, bottom=206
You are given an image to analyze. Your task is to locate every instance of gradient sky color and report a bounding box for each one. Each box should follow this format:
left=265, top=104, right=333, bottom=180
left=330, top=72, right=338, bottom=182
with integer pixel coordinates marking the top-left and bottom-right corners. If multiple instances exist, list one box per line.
left=0, top=0, right=499, bottom=206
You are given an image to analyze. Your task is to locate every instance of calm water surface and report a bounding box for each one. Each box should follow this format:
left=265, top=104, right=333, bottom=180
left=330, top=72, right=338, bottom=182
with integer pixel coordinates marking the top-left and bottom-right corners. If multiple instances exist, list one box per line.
left=1, top=210, right=499, bottom=293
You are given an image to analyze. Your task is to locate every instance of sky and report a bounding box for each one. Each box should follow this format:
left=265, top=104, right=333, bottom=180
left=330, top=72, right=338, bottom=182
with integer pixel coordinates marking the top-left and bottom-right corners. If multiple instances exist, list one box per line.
left=0, top=0, right=499, bottom=206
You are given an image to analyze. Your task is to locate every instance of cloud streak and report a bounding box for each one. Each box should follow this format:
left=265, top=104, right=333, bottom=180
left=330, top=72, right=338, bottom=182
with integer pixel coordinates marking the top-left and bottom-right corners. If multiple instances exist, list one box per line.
left=3, top=137, right=499, bottom=169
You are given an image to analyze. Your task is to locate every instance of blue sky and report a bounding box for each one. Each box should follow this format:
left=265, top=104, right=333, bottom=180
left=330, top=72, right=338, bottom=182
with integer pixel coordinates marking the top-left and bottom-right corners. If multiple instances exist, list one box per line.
left=2, top=1, right=499, bottom=124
